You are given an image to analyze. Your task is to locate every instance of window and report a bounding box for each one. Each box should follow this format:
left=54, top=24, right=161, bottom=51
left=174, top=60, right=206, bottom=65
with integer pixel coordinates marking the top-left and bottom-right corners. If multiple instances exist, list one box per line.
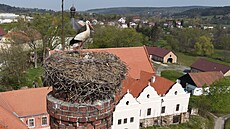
left=124, top=118, right=127, bottom=124
left=147, top=94, right=150, bottom=98
left=174, top=91, right=178, bottom=95
left=173, top=115, right=180, bottom=123
left=147, top=108, right=151, bottom=116
left=118, top=119, right=122, bottom=125
left=130, top=117, right=134, bottom=123
left=161, top=106, right=166, bottom=113
left=28, top=118, right=35, bottom=128
left=126, top=101, right=129, bottom=105
left=176, top=104, right=180, bottom=111
left=41, top=116, right=48, bottom=126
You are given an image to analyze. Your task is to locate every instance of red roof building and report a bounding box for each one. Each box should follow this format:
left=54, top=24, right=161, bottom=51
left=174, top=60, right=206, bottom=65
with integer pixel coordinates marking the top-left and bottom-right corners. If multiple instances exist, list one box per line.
left=179, top=71, right=224, bottom=88
left=0, top=87, right=52, bottom=129
left=191, top=58, right=230, bottom=76
left=146, top=47, right=177, bottom=63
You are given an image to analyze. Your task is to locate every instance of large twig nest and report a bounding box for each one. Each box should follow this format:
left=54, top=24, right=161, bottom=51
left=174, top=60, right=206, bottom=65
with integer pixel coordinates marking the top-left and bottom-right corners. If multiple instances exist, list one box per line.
left=44, top=51, right=127, bottom=103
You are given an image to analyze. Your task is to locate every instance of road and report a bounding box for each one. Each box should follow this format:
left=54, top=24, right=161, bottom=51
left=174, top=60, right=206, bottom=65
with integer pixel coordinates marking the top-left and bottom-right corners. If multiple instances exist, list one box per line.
left=214, top=114, right=230, bottom=129
left=152, top=61, right=190, bottom=76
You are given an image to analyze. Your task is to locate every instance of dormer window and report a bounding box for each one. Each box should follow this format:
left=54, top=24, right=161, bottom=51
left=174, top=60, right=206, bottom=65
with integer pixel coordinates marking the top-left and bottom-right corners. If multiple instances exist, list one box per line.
left=126, top=101, right=129, bottom=105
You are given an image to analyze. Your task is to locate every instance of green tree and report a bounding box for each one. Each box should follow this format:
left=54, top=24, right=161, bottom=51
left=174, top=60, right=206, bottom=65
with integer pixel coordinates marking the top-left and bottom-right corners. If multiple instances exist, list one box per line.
left=194, top=36, right=214, bottom=56
left=0, top=44, right=29, bottom=89
left=90, top=26, right=147, bottom=48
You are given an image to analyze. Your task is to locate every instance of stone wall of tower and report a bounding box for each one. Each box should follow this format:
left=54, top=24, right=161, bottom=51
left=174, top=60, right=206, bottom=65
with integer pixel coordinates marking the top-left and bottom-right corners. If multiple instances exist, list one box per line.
left=47, top=93, right=114, bottom=129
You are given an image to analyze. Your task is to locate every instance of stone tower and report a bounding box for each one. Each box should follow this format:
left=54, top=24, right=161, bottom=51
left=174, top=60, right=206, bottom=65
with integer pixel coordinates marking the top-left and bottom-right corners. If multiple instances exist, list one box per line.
left=45, top=51, right=127, bottom=129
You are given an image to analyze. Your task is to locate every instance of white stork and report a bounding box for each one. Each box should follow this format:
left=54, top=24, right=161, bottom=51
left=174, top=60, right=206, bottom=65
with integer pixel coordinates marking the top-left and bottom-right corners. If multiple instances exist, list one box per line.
left=69, top=20, right=94, bottom=49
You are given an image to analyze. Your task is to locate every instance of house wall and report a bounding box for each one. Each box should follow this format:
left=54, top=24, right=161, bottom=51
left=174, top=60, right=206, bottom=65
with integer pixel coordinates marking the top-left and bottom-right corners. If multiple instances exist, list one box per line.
left=163, top=82, right=190, bottom=116
left=112, top=92, right=140, bottom=129
left=112, top=82, right=190, bottom=128
left=150, top=55, right=163, bottom=63
left=20, top=114, right=50, bottom=129
left=186, top=83, right=211, bottom=96
left=224, top=70, right=230, bottom=76
left=163, top=52, right=177, bottom=63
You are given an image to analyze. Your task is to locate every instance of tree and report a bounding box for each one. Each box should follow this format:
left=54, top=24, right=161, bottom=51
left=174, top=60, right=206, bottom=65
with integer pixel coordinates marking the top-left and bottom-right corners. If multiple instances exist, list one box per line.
left=89, top=26, right=147, bottom=48
left=0, top=44, right=29, bottom=89
left=194, top=36, right=214, bottom=56
left=11, top=19, right=42, bottom=68
left=31, top=13, right=62, bottom=62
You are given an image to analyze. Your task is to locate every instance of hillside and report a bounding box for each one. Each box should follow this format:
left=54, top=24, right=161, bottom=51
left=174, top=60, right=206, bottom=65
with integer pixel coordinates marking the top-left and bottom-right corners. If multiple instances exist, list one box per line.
left=0, top=4, right=54, bottom=14
left=174, top=6, right=230, bottom=17
left=86, top=6, right=209, bottom=16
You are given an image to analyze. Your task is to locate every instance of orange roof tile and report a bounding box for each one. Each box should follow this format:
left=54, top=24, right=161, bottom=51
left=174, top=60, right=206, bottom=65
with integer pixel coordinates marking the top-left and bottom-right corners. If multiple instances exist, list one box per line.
left=0, top=106, right=27, bottom=129
left=0, top=87, right=52, bottom=117
left=118, top=71, right=174, bottom=100
left=88, top=46, right=155, bottom=79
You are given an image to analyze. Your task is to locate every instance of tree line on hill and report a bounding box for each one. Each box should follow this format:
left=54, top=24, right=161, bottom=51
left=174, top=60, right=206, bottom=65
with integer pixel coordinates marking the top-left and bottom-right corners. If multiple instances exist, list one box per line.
left=0, top=4, right=54, bottom=14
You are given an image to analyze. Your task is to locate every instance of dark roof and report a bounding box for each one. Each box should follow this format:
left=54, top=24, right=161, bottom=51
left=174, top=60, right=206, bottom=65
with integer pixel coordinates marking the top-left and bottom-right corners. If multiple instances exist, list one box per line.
left=188, top=71, right=224, bottom=88
left=191, top=59, right=230, bottom=74
left=146, top=47, right=173, bottom=58
left=0, top=27, right=6, bottom=36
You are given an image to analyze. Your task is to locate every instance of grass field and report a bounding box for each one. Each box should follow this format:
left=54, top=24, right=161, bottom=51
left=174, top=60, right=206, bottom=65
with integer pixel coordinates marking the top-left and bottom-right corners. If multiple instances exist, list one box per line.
left=161, top=70, right=184, bottom=82
left=176, top=51, right=230, bottom=67
left=23, top=65, right=44, bottom=88
left=142, top=115, right=214, bottom=129
left=225, top=118, right=230, bottom=129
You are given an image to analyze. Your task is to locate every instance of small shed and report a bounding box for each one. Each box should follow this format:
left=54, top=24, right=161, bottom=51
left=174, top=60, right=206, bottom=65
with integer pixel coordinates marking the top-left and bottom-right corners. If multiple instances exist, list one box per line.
left=178, top=71, right=224, bottom=95
left=146, top=46, right=177, bottom=63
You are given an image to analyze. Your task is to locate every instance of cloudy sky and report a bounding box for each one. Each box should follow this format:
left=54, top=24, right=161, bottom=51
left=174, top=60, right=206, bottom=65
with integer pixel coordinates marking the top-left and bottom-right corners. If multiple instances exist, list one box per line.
left=1, top=0, right=230, bottom=11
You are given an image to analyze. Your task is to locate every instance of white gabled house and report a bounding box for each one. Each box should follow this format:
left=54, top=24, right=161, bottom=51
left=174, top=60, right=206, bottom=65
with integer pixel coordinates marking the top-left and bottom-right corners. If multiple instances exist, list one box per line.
left=112, top=91, right=140, bottom=129
left=111, top=72, right=190, bottom=129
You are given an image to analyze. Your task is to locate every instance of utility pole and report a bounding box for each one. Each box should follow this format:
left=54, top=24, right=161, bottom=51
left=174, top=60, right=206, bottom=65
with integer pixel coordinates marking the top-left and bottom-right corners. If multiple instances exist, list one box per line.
left=61, top=0, right=65, bottom=50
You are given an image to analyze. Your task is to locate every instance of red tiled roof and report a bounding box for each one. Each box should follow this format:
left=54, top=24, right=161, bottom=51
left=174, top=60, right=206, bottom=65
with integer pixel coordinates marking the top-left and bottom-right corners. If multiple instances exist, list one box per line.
left=118, top=71, right=174, bottom=99
left=191, top=58, right=230, bottom=74
left=0, top=87, right=52, bottom=117
left=88, top=46, right=155, bottom=79
left=146, top=47, right=172, bottom=58
left=0, top=106, right=27, bottom=129
left=189, top=71, right=224, bottom=88
left=0, top=28, right=6, bottom=36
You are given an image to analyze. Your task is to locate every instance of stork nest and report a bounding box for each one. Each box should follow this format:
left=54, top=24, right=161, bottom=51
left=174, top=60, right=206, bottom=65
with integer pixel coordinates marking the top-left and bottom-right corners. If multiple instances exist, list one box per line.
left=44, top=51, right=127, bottom=103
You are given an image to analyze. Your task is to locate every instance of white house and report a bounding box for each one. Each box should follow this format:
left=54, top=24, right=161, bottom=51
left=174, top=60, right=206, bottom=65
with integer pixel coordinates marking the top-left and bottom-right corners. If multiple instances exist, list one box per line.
left=112, top=72, right=190, bottom=129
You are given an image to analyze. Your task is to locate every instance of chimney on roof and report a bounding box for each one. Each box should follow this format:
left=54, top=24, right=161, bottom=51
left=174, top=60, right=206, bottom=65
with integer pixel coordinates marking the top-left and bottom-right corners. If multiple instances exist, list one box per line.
left=151, top=76, right=156, bottom=83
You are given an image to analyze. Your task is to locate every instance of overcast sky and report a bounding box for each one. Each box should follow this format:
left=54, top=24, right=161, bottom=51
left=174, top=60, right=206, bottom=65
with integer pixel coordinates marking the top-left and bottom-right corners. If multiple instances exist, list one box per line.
left=1, top=0, right=230, bottom=11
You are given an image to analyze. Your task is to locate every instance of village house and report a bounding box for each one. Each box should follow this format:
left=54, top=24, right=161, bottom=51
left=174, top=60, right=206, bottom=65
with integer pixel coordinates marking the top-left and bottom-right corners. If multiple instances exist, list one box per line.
left=146, top=46, right=177, bottom=63
left=178, top=71, right=224, bottom=96
left=0, top=46, right=190, bottom=129
left=191, top=58, right=230, bottom=76
left=0, top=88, right=51, bottom=129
